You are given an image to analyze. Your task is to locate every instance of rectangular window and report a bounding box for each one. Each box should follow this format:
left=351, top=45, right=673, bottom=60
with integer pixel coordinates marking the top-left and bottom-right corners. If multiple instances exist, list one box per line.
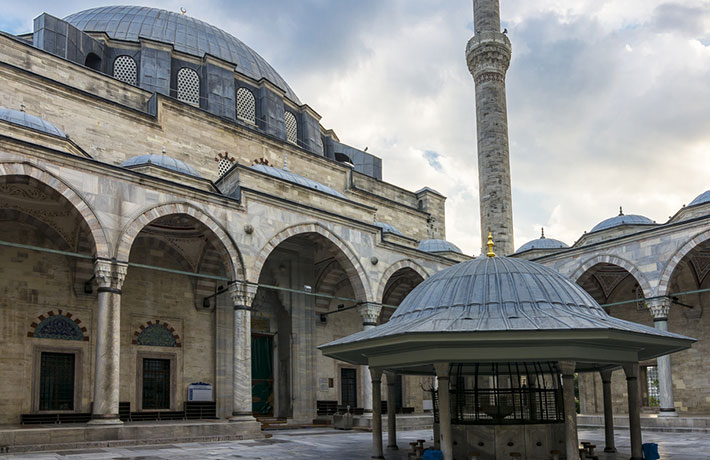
left=341, top=368, right=357, bottom=408
left=39, top=352, right=75, bottom=411
left=142, top=358, right=171, bottom=410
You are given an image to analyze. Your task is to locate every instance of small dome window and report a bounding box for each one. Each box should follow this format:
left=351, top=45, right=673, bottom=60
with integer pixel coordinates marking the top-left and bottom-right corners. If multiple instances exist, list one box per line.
left=113, top=55, right=137, bottom=85
left=284, top=111, right=298, bottom=145
left=236, top=87, right=256, bottom=124
left=177, top=67, right=200, bottom=106
left=215, top=151, right=236, bottom=177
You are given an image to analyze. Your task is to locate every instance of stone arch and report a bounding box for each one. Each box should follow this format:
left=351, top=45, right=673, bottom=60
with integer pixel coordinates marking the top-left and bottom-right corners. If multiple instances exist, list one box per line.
left=657, top=228, right=710, bottom=297
left=115, top=202, right=244, bottom=280
left=0, top=161, right=110, bottom=258
left=570, top=254, right=653, bottom=301
left=253, top=222, right=373, bottom=302
left=376, top=259, right=430, bottom=303
left=27, top=309, right=88, bottom=341
left=132, top=320, right=181, bottom=347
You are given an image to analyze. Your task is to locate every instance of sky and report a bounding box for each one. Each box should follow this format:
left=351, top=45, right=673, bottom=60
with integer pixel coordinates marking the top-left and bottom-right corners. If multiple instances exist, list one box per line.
left=3, top=1, right=710, bottom=256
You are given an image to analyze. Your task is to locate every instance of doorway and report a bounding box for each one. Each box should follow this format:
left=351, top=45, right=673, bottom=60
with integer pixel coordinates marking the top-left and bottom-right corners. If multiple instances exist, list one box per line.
left=252, top=334, right=274, bottom=416
left=39, top=352, right=75, bottom=411
left=341, top=368, right=357, bottom=408
left=142, top=358, right=171, bottom=410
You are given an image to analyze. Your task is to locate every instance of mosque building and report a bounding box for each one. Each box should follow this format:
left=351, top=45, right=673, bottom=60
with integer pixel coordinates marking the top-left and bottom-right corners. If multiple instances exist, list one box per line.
left=0, top=0, right=708, bottom=453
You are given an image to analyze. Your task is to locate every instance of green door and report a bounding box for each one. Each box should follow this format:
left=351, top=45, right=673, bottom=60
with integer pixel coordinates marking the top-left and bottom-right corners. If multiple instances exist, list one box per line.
left=251, top=334, right=274, bottom=415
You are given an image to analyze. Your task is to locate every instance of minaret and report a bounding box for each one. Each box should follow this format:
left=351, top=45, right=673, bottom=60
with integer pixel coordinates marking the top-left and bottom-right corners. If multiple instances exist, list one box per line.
left=466, top=0, right=514, bottom=255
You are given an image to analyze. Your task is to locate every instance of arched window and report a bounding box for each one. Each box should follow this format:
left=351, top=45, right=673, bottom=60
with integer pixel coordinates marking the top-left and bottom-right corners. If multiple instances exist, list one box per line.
left=84, top=53, right=102, bottom=71
left=113, top=55, right=137, bottom=85
left=177, top=67, right=200, bottom=106
left=284, top=111, right=298, bottom=145
left=236, top=87, right=256, bottom=124
left=32, top=315, right=84, bottom=341
left=218, top=157, right=232, bottom=177
left=136, top=324, right=178, bottom=347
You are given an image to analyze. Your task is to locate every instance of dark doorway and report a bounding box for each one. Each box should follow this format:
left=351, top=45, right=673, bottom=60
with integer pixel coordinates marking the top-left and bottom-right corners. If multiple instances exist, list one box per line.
left=252, top=334, right=274, bottom=416
left=341, top=368, right=357, bottom=409
left=395, top=374, right=404, bottom=412
left=142, top=358, right=170, bottom=409
left=39, top=352, right=75, bottom=411
left=84, top=53, right=102, bottom=71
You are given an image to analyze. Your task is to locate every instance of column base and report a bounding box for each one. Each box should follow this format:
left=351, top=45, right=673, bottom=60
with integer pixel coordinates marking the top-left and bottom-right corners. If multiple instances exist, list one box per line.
left=604, top=447, right=617, bottom=453
left=387, top=445, right=398, bottom=450
left=658, top=408, right=679, bottom=417
left=87, top=416, right=123, bottom=425
left=230, top=412, right=256, bottom=422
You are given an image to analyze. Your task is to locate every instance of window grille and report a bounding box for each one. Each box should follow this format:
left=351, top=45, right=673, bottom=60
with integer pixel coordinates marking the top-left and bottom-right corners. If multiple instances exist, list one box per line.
left=218, top=157, right=233, bottom=177
left=113, top=55, right=137, bottom=85
left=142, top=358, right=171, bottom=409
left=177, top=67, right=200, bottom=106
left=284, top=111, right=298, bottom=145
left=39, top=352, right=75, bottom=411
left=236, top=87, right=256, bottom=124
left=646, top=366, right=660, bottom=406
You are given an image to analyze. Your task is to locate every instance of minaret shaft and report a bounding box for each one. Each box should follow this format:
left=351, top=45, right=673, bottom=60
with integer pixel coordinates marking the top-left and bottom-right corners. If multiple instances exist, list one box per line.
left=466, top=0, right=514, bottom=255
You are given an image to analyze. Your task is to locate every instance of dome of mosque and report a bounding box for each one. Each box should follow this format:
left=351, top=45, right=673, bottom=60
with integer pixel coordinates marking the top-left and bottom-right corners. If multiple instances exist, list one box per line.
left=689, top=190, right=710, bottom=207
left=417, top=239, right=462, bottom=254
left=590, top=208, right=654, bottom=233
left=0, top=107, right=66, bottom=138
left=121, top=154, right=202, bottom=177
left=250, top=164, right=346, bottom=199
left=374, top=222, right=404, bottom=236
left=515, top=229, right=568, bottom=253
left=64, top=5, right=300, bottom=103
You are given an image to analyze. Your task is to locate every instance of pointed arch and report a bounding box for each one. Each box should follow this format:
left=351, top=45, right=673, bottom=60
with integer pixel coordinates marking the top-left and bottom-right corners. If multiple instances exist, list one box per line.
left=657, top=228, right=710, bottom=297
left=0, top=161, right=110, bottom=258
left=376, top=259, right=429, bottom=303
left=115, top=202, right=244, bottom=280
left=570, top=254, right=653, bottom=300
left=253, top=222, right=373, bottom=302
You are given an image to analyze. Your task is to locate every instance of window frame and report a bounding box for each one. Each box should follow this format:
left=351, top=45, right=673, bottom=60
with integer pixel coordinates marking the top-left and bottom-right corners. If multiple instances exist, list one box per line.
left=176, top=67, right=201, bottom=107
left=113, top=55, right=138, bottom=86
left=236, top=86, right=257, bottom=125
left=32, top=346, right=83, bottom=413
left=136, top=351, right=178, bottom=412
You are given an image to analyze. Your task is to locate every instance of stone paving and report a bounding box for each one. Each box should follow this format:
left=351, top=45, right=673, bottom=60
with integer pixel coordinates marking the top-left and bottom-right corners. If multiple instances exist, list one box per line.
left=1, top=428, right=709, bottom=460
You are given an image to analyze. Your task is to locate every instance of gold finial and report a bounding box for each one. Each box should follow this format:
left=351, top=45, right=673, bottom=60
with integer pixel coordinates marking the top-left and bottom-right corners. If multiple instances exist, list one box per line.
left=486, top=231, right=496, bottom=258
left=180, top=7, right=187, bottom=15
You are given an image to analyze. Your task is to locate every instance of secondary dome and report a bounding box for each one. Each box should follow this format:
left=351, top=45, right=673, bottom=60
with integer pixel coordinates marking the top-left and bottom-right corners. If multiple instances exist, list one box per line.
left=0, top=107, right=66, bottom=138
left=689, top=190, right=710, bottom=207
left=64, top=6, right=300, bottom=103
left=121, top=154, right=201, bottom=177
left=590, top=208, right=654, bottom=233
left=418, top=239, right=462, bottom=254
left=516, top=229, right=568, bottom=253
left=250, top=164, right=345, bottom=199
left=374, top=222, right=403, bottom=236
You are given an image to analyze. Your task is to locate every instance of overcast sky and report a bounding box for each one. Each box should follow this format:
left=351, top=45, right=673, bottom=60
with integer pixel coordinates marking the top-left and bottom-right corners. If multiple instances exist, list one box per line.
left=3, top=1, right=710, bottom=255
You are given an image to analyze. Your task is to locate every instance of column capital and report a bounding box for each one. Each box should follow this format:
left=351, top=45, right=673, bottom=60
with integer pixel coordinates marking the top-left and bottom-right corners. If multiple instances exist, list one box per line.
left=647, top=297, right=671, bottom=321
left=370, top=367, right=383, bottom=383
left=385, top=370, right=397, bottom=385
left=558, top=360, right=576, bottom=377
left=94, top=259, right=128, bottom=290
left=623, top=363, right=640, bottom=380
left=433, top=362, right=450, bottom=378
left=600, top=369, right=613, bottom=384
left=357, top=302, right=382, bottom=327
left=230, top=280, right=256, bottom=309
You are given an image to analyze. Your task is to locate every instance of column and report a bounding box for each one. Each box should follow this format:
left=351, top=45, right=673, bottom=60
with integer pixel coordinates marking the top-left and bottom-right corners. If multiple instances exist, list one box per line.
left=230, top=281, right=257, bottom=421
left=358, top=303, right=382, bottom=412
left=559, top=361, right=579, bottom=460
left=434, top=363, right=453, bottom=460
left=89, top=259, right=127, bottom=425
left=385, top=371, right=398, bottom=450
left=600, top=370, right=616, bottom=453
left=371, top=368, right=385, bottom=459
left=647, top=298, right=678, bottom=416
left=623, top=363, right=643, bottom=460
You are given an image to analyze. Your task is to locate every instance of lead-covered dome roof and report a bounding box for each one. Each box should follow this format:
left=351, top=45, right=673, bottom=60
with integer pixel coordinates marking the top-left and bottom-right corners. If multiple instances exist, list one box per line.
left=64, top=6, right=300, bottom=103
left=0, top=107, right=67, bottom=138
left=418, top=239, right=462, bottom=254
left=689, top=190, right=710, bottom=207
left=250, top=164, right=345, bottom=199
left=121, top=154, right=201, bottom=177
left=515, top=229, right=568, bottom=253
left=590, top=209, right=654, bottom=233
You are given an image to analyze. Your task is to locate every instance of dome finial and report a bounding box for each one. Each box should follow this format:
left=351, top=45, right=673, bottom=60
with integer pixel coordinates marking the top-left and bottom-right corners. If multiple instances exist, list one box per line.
left=619, top=206, right=624, bottom=216
left=180, top=7, right=187, bottom=15
left=486, top=231, right=496, bottom=258
left=540, top=227, right=545, bottom=239
left=161, top=146, right=166, bottom=155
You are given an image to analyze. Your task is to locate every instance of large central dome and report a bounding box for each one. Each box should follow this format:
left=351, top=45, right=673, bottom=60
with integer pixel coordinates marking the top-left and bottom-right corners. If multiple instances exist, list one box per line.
left=64, top=5, right=300, bottom=103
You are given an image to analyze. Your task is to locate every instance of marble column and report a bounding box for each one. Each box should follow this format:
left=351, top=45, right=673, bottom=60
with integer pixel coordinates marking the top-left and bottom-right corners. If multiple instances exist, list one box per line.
left=559, top=361, right=578, bottom=460
left=371, top=368, right=385, bottom=459
left=623, top=363, right=643, bottom=460
left=385, top=371, right=398, bottom=450
left=600, top=369, right=616, bottom=453
left=434, top=363, right=453, bottom=460
left=648, top=298, right=678, bottom=416
left=89, top=259, right=127, bottom=425
left=358, top=303, right=382, bottom=412
left=230, top=281, right=257, bottom=421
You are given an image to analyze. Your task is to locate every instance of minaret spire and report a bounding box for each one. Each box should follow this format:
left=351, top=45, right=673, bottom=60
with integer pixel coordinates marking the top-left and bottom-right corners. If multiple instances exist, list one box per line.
left=466, top=0, right=514, bottom=255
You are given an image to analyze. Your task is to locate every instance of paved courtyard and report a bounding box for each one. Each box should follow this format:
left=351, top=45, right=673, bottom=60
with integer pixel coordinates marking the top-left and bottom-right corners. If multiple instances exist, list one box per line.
left=1, top=428, right=708, bottom=460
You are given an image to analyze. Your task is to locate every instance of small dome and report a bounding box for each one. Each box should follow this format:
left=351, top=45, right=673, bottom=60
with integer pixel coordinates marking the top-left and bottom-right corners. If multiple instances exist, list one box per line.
left=417, top=239, right=462, bottom=254
left=374, top=222, right=403, bottom=236
left=0, top=107, right=66, bottom=138
left=516, top=229, right=568, bottom=253
left=121, top=154, right=202, bottom=178
left=689, top=190, right=710, bottom=207
left=250, top=164, right=345, bottom=199
left=590, top=208, right=654, bottom=233
left=64, top=6, right=299, bottom=103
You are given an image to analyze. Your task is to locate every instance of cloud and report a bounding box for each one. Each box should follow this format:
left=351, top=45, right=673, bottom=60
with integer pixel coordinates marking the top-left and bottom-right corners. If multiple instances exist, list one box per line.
left=423, top=150, right=444, bottom=172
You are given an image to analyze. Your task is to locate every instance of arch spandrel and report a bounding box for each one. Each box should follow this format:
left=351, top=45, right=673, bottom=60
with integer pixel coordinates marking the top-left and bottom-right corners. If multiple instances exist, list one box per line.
left=115, top=202, right=244, bottom=280
left=376, top=259, right=429, bottom=303
left=0, top=161, right=110, bottom=258
left=657, top=228, right=710, bottom=297
left=570, top=254, right=653, bottom=300
left=253, top=222, right=373, bottom=303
